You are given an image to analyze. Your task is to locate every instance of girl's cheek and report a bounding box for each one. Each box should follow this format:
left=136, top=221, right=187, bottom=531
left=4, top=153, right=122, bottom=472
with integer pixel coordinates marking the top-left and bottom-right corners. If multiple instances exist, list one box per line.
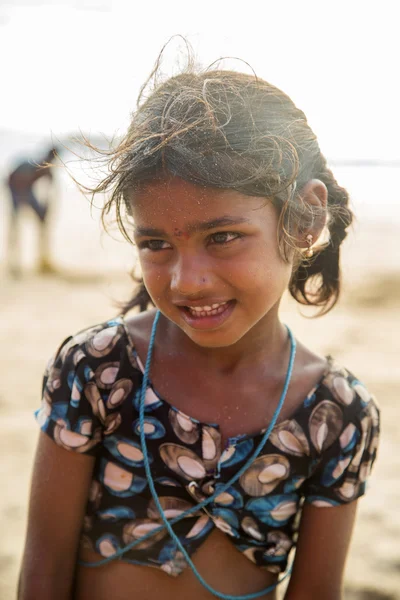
left=140, top=263, right=167, bottom=291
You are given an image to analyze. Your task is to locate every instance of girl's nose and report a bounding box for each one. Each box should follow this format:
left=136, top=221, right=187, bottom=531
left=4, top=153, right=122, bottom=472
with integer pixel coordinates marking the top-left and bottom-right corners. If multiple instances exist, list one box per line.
left=170, top=253, right=213, bottom=297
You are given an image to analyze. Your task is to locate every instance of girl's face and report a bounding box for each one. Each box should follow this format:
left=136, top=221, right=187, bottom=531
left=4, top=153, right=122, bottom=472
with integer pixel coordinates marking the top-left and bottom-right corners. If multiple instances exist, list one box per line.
left=131, top=177, right=292, bottom=348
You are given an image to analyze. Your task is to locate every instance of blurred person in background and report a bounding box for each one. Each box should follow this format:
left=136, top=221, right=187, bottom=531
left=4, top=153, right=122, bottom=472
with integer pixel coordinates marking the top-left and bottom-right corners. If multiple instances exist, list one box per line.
left=6, top=146, right=58, bottom=276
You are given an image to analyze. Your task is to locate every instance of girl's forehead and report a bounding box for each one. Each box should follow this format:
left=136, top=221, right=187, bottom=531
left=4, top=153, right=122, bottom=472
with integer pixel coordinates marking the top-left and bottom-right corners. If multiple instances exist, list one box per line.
left=129, top=176, right=268, bottom=222
left=132, top=177, right=235, bottom=204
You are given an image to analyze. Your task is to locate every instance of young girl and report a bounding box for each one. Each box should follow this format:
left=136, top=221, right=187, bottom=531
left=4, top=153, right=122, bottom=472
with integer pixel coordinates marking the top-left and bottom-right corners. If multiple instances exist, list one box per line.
left=19, top=62, right=380, bottom=600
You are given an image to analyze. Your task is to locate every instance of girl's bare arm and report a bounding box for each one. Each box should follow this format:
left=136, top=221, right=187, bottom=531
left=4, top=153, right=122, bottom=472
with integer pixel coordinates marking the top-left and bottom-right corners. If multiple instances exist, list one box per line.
left=18, top=431, right=95, bottom=600
left=283, top=501, right=359, bottom=600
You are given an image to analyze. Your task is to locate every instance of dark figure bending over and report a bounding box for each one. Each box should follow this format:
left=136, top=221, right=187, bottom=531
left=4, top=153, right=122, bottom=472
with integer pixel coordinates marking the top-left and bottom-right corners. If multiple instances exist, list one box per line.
left=7, top=146, right=58, bottom=276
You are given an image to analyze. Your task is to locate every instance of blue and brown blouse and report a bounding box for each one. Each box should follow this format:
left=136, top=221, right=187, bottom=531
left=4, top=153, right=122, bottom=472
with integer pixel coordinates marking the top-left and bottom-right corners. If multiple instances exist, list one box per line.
left=35, top=317, right=380, bottom=576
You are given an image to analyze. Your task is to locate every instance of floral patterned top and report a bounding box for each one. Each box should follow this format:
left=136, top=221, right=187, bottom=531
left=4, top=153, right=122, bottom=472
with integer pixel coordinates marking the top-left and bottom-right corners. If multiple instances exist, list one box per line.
left=35, top=316, right=380, bottom=577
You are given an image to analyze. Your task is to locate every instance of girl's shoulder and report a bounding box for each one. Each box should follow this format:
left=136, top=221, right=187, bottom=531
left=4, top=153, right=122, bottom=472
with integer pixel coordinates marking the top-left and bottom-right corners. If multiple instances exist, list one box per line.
left=287, top=341, right=379, bottom=436
left=306, top=355, right=380, bottom=440
left=42, top=314, right=150, bottom=402
left=46, top=311, right=156, bottom=372
left=37, top=315, right=149, bottom=455
left=318, top=356, right=379, bottom=409
left=47, top=317, right=128, bottom=365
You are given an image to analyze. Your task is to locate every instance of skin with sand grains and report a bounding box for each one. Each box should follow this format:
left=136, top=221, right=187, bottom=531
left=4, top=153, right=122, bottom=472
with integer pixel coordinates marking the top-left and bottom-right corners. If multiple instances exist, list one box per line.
left=131, top=177, right=296, bottom=349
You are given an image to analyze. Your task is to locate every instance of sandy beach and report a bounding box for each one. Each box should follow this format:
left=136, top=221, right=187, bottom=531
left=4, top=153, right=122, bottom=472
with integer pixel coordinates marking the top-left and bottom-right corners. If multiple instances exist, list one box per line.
left=0, top=205, right=399, bottom=599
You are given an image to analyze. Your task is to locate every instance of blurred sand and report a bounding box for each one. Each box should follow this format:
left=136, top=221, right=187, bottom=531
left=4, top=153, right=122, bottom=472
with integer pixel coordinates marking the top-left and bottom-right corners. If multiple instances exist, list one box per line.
left=0, top=214, right=399, bottom=600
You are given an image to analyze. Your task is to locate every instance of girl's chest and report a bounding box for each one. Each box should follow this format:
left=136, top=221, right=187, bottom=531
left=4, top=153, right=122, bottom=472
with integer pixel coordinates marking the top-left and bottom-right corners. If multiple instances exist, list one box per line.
left=125, top=329, right=328, bottom=453
left=144, top=362, right=311, bottom=449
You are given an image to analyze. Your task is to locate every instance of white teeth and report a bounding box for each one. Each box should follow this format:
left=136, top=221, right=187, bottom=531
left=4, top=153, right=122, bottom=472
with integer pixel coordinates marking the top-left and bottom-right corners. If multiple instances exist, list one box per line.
left=186, top=301, right=229, bottom=317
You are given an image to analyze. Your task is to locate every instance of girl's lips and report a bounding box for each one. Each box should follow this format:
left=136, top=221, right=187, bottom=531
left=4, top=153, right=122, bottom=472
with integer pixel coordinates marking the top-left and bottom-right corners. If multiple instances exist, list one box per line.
left=177, top=300, right=236, bottom=330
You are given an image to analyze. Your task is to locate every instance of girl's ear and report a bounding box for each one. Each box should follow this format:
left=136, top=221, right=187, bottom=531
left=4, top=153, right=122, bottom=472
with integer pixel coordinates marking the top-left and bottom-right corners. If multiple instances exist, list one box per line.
left=296, top=179, right=328, bottom=248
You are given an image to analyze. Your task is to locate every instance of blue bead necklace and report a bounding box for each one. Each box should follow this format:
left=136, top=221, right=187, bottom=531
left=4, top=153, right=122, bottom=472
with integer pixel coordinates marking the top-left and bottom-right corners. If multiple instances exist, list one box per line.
left=83, top=310, right=297, bottom=599
left=140, top=311, right=296, bottom=599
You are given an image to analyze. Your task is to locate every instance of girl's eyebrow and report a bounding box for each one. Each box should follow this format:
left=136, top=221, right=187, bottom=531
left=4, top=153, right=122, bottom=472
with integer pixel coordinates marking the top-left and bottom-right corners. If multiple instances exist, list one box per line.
left=134, top=216, right=251, bottom=237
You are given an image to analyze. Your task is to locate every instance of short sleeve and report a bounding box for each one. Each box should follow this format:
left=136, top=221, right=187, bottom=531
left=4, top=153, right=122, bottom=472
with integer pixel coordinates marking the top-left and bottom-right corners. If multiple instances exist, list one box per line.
left=303, top=382, right=380, bottom=507
left=35, top=334, right=106, bottom=455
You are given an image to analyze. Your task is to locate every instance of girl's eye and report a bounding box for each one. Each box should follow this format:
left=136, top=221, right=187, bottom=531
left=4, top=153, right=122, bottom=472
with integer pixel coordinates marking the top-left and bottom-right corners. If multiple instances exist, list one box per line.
left=209, top=232, right=241, bottom=245
left=139, top=240, right=172, bottom=251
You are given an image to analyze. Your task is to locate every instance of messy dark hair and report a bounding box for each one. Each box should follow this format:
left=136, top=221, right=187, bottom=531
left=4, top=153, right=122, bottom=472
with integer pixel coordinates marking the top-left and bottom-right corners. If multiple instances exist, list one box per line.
left=84, top=51, right=353, bottom=315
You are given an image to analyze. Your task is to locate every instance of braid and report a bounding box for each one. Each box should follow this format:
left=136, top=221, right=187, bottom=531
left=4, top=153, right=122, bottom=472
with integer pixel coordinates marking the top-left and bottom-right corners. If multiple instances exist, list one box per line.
left=289, top=164, right=353, bottom=314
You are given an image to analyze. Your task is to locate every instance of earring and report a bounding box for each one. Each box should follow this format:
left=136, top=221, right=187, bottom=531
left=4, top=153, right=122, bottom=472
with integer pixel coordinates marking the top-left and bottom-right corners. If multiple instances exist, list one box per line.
left=305, top=234, right=314, bottom=258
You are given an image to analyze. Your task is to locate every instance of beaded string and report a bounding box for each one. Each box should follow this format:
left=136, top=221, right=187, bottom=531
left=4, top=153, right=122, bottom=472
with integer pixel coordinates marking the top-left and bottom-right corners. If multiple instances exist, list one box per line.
left=140, top=311, right=295, bottom=599
left=82, top=310, right=297, bottom=599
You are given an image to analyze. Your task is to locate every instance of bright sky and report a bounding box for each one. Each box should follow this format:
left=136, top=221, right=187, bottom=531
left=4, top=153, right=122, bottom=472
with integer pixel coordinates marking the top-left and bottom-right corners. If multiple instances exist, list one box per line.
left=1, top=0, right=399, bottom=160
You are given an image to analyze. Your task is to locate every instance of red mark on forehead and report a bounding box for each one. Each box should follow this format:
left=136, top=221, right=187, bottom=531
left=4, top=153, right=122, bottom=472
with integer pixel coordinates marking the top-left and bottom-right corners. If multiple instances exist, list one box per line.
left=174, top=228, right=190, bottom=240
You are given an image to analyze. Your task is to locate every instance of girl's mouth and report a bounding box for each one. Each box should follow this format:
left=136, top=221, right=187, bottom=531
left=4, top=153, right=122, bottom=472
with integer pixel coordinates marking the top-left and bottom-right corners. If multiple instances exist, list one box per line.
left=187, top=301, right=229, bottom=318
left=178, top=300, right=236, bottom=330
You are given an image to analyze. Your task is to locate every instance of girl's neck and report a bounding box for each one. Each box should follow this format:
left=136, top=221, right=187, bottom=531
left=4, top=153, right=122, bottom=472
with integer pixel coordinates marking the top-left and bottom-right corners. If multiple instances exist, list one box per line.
left=157, top=304, right=289, bottom=376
